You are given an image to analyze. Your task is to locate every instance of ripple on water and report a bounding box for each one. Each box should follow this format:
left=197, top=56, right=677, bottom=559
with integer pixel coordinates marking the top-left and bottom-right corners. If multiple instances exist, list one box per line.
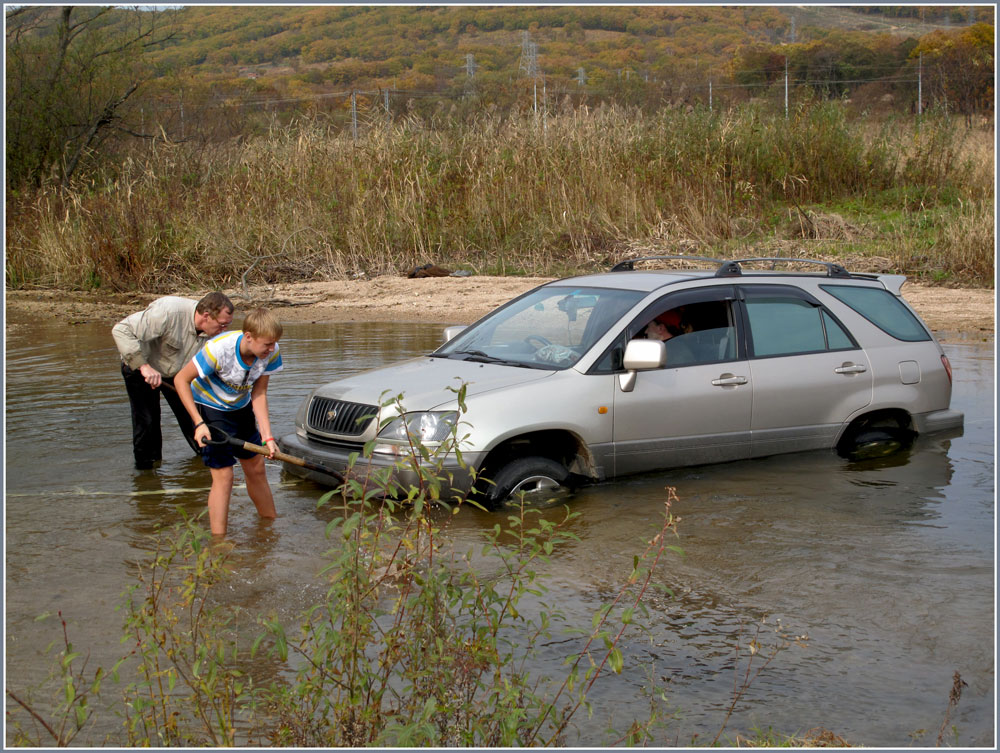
left=4, top=321, right=995, bottom=747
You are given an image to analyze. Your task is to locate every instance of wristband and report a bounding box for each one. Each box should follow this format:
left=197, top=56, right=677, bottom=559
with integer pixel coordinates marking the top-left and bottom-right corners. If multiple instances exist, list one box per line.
left=194, top=421, right=206, bottom=429
left=263, top=437, right=274, bottom=443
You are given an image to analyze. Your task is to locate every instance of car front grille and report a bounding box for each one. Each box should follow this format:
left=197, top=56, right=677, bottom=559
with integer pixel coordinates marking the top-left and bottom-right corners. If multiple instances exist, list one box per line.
left=302, top=434, right=366, bottom=452
left=307, top=397, right=378, bottom=437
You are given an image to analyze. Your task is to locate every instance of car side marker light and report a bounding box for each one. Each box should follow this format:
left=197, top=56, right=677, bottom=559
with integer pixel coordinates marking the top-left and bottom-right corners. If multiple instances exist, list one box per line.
left=598, top=406, right=608, bottom=414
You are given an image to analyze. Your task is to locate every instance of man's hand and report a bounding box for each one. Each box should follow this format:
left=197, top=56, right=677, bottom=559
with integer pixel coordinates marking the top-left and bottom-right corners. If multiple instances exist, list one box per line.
left=139, top=364, right=163, bottom=388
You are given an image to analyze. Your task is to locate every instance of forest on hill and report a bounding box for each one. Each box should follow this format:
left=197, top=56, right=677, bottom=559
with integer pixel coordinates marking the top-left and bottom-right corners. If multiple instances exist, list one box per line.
left=5, top=5, right=995, bottom=189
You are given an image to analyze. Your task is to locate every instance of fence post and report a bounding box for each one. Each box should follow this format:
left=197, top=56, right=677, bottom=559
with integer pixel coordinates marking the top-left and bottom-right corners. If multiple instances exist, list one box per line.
left=918, top=51, right=923, bottom=117
left=351, top=91, right=358, bottom=143
left=784, top=57, right=789, bottom=118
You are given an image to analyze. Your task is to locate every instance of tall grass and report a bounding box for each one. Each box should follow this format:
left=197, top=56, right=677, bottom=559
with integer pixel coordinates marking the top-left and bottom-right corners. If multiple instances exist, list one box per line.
left=5, top=103, right=993, bottom=291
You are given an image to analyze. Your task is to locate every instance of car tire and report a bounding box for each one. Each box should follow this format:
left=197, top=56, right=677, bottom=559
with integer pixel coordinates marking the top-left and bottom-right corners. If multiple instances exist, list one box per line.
left=838, top=425, right=915, bottom=461
left=483, top=456, right=571, bottom=508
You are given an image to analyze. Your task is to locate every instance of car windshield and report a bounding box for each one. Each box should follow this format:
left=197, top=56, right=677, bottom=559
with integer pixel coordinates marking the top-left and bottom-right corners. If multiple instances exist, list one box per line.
left=436, top=286, right=644, bottom=369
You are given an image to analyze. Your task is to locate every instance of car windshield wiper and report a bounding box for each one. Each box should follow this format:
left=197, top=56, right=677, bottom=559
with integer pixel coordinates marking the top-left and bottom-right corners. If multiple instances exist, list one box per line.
left=449, top=350, right=547, bottom=369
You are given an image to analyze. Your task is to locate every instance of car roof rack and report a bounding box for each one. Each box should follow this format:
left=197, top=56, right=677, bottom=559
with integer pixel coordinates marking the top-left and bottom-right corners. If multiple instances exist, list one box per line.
left=718, top=257, right=852, bottom=278
left=610, top=254, right=726, bottom=272
left=610, top=255, right=854, bottom=279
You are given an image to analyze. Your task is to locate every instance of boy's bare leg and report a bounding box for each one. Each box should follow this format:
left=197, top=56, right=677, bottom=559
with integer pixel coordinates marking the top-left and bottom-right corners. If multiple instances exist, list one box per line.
left=208, top=466, right=235, bottom=536
left=240, top=455, right=277, bottom=520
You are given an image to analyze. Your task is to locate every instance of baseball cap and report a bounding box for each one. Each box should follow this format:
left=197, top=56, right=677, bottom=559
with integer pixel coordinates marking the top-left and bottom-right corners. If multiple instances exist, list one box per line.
left=655, top=310, right=682, bottom=328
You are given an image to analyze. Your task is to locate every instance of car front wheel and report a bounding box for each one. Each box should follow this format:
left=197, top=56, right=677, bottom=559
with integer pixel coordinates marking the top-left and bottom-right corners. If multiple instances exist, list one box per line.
left=484, top=456, right=571, bottom=507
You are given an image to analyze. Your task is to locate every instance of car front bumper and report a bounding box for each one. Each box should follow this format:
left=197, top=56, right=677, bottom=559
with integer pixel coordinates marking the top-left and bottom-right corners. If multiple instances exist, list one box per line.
left=277, top=432, right=482, bottom=496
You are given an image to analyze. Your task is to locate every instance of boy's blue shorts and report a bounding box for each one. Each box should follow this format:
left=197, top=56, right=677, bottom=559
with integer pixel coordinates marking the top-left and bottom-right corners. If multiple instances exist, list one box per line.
left=198, top=405, right=261, bottom=469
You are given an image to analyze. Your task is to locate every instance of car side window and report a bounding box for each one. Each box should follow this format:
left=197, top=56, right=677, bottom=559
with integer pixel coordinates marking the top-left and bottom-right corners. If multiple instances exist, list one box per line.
left=745, top=296, right=857, bottom=357
left=631, top=300, right=737, bottom=367
left=823, top=310, right=855, bottom=350
left=820, top=284, right=932, bottom=342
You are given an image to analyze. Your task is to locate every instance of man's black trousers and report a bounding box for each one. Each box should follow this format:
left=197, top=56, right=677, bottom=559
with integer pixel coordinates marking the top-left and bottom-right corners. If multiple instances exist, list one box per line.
left=121, top=363, right=200, bottom=468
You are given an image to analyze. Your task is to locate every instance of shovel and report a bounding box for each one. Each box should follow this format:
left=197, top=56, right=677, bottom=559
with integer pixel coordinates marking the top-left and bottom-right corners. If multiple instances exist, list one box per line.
left=158, top=380, right=347, bottom=482
left=203, top=426, right=346, bottom=483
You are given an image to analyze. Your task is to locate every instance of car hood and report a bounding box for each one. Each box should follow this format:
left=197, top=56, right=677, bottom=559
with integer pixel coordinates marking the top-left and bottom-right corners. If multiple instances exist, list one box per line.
left=311, top=356, right=556, bottom=410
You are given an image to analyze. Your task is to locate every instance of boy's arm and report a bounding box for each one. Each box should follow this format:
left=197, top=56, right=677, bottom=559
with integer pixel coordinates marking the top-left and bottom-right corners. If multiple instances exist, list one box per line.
left=250, top=375, right=276, bottom=458
left=174, top=359, right=211, bottom=448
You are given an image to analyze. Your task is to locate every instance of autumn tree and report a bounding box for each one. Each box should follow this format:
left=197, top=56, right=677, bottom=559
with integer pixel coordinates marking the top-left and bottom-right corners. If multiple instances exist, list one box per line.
left=913, top=23, right=994, bottom=126
left=5, top=5, right=175, bottom=190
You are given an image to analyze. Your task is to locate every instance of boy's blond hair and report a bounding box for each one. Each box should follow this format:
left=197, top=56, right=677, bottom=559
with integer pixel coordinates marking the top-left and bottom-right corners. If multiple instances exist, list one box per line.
left=242, top=308, right=283, bottom=340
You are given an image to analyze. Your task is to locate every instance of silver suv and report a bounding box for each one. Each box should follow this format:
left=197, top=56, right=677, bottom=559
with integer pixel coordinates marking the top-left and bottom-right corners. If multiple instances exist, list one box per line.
left=278, top=257, right=964, bottom=505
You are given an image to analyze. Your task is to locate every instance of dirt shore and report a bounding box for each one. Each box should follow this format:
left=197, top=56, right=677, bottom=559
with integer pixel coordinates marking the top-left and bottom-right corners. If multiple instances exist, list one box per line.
left=4, top=276, right=994, bottom=341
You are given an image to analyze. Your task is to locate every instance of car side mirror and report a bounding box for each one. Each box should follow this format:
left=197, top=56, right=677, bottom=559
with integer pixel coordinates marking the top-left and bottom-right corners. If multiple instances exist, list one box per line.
left=619, top=339, right=666, bottom=392
left=442, top=325, right=466, bottom=343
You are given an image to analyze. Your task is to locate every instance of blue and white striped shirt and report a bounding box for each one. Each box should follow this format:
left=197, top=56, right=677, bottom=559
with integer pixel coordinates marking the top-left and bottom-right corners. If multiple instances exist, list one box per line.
left=190, top=331, right=282, bottom=411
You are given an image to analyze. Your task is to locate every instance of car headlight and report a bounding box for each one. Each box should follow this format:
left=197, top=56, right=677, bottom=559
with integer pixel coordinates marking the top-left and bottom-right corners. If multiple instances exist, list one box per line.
left=376, top=411, right=459, bottom=447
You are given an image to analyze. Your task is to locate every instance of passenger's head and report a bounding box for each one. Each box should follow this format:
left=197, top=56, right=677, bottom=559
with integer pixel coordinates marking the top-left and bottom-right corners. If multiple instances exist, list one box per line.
left=646, top=309, right=682, bottom=340
left=656, top=309, right=683, bottom=334
left=194, top=292, right=235, bottom=336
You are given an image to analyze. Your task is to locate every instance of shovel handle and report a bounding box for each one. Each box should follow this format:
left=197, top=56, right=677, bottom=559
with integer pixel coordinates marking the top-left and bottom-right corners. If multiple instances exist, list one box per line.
left=158, top=383, right=346, bottom=482
left=204, top=426, right=345, bottom=482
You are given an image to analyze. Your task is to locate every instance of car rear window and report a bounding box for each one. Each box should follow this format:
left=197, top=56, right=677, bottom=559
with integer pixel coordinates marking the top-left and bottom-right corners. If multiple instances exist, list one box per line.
left=821, top=285, right=931, bottom=342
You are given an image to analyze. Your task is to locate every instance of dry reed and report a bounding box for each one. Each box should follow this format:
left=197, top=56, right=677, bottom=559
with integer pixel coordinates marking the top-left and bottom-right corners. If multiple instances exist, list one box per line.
left=5, top=104, right=993, bottom=291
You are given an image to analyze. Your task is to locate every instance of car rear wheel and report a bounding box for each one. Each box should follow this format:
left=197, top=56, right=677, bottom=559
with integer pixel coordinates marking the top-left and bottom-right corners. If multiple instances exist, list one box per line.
left=838, top=420, right=915, bottom=461
left=484, top=456, right=571, bottom=508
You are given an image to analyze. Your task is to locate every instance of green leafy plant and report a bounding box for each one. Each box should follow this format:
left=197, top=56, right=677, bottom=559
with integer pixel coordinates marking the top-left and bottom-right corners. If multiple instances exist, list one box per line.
left=117, top=511, right=260, bottom=746
left=253, top=389, right=686, bottom=746
left=8, top=391, right=827, bottom=747
left=5, top=612, right=107, bottom=746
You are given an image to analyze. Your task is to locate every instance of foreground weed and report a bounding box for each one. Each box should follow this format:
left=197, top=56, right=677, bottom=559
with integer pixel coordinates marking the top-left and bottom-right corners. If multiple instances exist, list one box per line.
left=712, top=617, right=810, bottom=746
left=259, top=473, right=577, bottom=743
left=936, top=671, right=968, bottom=747
left=5, top=612, right=106, bottom=746
left=8, top=393, right=809, bottom=746
left=118, top=512, right=260, bottom=746
left=736, top=725, right=851, bottom=747
left=258, top=485, right=684, bottom=746
left=253, top=391, right=685, bottom=745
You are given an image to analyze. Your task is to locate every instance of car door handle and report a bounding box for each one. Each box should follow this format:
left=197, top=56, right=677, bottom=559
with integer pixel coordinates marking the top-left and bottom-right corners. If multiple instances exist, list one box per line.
left=834, top=363, right=868, bottom=375
left=711, top=374, right=748, bottom=386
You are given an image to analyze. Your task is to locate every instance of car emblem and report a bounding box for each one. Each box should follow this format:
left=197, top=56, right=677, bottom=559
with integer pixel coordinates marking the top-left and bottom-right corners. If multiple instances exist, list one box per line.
left=326, top=408, right=338, bottom=421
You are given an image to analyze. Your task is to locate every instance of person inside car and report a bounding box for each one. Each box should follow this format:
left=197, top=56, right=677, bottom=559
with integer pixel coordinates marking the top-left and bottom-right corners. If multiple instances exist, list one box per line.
left=642, top=309, right=695, bottom=364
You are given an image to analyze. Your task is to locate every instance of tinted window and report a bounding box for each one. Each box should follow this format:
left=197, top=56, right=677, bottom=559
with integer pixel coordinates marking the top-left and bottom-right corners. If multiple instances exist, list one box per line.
left=746, top=298, right=827, bottom=356
left=823, top=310, right=855, bottom=350
left=821, top=285, right=931, bottom=342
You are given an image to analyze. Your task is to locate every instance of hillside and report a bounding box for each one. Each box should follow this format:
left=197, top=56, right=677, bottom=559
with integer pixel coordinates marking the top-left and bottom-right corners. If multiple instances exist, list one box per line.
left=141, top=5, right=990, bottom=108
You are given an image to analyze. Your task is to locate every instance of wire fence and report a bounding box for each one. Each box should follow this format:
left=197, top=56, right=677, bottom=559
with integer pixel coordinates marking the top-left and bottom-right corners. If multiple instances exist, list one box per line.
left=139, top=61, right=985, bottom=145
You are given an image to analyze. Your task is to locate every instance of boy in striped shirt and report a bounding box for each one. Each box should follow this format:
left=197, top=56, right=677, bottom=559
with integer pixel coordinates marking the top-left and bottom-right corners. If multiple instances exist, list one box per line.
left=175, top=308, right=283, bottom=536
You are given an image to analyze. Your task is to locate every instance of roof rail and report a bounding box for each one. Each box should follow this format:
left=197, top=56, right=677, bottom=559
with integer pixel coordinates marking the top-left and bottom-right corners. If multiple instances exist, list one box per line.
left=611, top=255, right=854, bottom=279
left=610, top=254, right=726, bottom=272
left=715, top=257, right=852, bottom=279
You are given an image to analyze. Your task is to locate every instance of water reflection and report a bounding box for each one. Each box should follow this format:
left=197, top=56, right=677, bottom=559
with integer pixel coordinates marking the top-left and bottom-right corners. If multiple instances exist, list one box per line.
left=4, top=322, right=994, bottom=747
left=126, top=461, right=212, bottom=540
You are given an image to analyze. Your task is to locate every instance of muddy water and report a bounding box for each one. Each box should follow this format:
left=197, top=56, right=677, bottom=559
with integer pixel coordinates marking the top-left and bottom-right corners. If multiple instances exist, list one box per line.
left=5, top=321, right=994, bottom=746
